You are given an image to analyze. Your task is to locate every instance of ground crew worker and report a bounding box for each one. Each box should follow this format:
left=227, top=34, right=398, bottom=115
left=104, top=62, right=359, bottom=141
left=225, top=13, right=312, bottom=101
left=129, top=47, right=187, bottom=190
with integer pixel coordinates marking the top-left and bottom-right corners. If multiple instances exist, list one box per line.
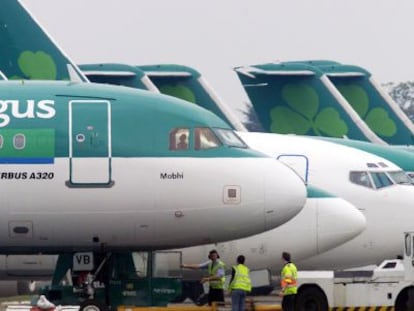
left=181, top=249, right=226, bottom=305
left=279, top=251, right=298, bottom=311
left=228, top=255, right=252, bottom=311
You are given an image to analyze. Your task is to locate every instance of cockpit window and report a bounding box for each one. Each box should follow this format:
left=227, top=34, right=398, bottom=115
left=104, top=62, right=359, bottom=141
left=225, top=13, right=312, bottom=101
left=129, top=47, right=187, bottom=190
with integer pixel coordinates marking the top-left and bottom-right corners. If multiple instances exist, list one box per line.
left=169, top=128, right=189, bottom=151
left=388, top=170, right=414, bottom=185
left=351, top=170, right=414, bottom=189
left=370, top=172, right=393, bottom=189
left=169, top=127, right=247, bottom=151
left=350, top=171, right=373, bottom=188
left=214, top=129, right=247, bottom=148
left=194, top=128, right=221, bottom=150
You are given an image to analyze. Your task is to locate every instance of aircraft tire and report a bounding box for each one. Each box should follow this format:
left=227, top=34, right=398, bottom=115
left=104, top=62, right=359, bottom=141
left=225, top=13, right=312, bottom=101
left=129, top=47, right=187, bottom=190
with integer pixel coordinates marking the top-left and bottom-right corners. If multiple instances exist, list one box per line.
left=79, top=299, right=108, bottom=311
left=295, top=286, right=328, bottom=311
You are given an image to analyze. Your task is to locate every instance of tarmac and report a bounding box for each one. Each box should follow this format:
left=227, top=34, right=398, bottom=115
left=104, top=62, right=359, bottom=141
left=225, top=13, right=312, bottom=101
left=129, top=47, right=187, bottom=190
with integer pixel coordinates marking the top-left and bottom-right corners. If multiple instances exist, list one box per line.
left=0, top=293, right=282, bottom=311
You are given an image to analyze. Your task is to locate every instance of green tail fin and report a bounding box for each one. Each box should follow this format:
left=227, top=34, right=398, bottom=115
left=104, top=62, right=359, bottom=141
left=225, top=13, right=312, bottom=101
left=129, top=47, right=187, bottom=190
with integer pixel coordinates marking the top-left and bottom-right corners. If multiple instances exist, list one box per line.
left=79, top=63, right=154, bottom=90
left=137, top=64, right=247, bottom=131
left=0, top=0, right=87, bottom=81
left=315, top=63, right=414, bottom=145
left=234, top=61, right=385, bottom=143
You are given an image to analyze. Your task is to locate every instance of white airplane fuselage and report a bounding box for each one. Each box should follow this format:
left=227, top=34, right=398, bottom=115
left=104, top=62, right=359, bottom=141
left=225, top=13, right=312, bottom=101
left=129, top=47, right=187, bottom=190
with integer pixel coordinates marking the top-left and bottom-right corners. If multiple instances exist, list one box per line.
left=238, top=132, right=414, bottom=270
left=0, top=157, right=304, bottom=253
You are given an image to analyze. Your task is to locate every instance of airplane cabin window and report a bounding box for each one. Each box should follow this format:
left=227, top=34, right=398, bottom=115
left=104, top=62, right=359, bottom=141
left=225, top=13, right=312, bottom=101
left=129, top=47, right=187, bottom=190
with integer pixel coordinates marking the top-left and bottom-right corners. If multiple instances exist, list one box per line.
left=370, top=172, right=393, bottom=189
left=388, top=170, right=414, bottom=185
left=214, top=128, right=247, bottom=148
left=194, top=128, right=221, bottom=150
left=13, top=134, right=25, bottom=150
left=169, top=128, right=189, bottom=151
left=349, top=171, right=373, bottom=188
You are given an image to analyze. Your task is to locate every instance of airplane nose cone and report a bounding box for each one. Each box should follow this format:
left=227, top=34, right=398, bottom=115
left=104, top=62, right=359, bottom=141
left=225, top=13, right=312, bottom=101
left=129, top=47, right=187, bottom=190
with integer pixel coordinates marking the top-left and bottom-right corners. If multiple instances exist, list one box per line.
left=264, top=161, right=307, bottom=230
left=316, top=196, right=366, bottom=253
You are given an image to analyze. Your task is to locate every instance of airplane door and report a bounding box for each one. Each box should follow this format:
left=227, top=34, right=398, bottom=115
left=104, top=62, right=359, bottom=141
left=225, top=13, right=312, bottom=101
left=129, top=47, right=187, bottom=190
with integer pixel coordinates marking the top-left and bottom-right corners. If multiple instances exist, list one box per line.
left=276, top=154, right=309, bottom=183
left=68, top=100, right=112, bottom=186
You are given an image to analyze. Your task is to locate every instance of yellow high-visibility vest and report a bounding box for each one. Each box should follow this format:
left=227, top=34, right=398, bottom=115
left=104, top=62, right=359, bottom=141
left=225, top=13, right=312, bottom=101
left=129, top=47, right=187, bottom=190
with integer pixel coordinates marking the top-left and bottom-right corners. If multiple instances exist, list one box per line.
left=208, top=260, right=226, bottom=289
left=229, top=264, right=252, bottom=292
left=281, top=262, right=298, bottom=295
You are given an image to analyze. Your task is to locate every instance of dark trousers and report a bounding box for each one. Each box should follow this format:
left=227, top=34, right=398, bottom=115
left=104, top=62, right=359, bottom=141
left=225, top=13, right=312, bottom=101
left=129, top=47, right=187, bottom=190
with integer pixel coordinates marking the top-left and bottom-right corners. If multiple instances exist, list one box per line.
left=282, top=294, right=296, bottom=311
left=208, top=287, right=225, bottom=306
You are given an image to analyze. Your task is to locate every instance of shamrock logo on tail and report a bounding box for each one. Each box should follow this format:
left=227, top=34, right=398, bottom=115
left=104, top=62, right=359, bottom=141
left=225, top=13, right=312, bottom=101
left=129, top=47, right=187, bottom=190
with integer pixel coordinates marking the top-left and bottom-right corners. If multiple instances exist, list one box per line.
left=11, top=50, right=57, bottom=80
left=270, top=83, right=348, bottom=137
left=159, top=84, right=196, bottom=104
left=337, top=84, right=397, bottom=137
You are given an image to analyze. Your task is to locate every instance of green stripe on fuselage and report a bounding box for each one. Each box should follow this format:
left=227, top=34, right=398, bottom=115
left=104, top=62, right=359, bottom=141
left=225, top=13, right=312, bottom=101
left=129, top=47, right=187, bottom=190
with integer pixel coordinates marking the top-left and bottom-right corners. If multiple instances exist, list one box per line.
left=307, top=185, right=335, bottom=198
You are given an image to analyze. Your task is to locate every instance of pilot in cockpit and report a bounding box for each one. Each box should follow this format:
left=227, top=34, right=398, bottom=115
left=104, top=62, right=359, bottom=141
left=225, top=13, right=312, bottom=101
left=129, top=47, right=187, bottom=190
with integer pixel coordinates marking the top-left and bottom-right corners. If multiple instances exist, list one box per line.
left=177, top=133, right=188, bottom=150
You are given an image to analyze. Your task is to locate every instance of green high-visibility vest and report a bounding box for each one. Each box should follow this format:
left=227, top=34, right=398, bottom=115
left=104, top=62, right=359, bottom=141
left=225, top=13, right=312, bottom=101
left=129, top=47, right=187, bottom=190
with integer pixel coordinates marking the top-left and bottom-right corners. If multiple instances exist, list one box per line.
left=229, top=264, right=252, bottom=292
left=208, top=260, right=226, bottom=289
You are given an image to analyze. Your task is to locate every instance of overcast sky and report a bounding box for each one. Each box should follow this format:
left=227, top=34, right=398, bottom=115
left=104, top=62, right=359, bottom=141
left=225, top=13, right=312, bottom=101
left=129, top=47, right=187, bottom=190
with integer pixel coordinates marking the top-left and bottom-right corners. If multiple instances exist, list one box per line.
left=20, top=0, right=414, bottom=114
